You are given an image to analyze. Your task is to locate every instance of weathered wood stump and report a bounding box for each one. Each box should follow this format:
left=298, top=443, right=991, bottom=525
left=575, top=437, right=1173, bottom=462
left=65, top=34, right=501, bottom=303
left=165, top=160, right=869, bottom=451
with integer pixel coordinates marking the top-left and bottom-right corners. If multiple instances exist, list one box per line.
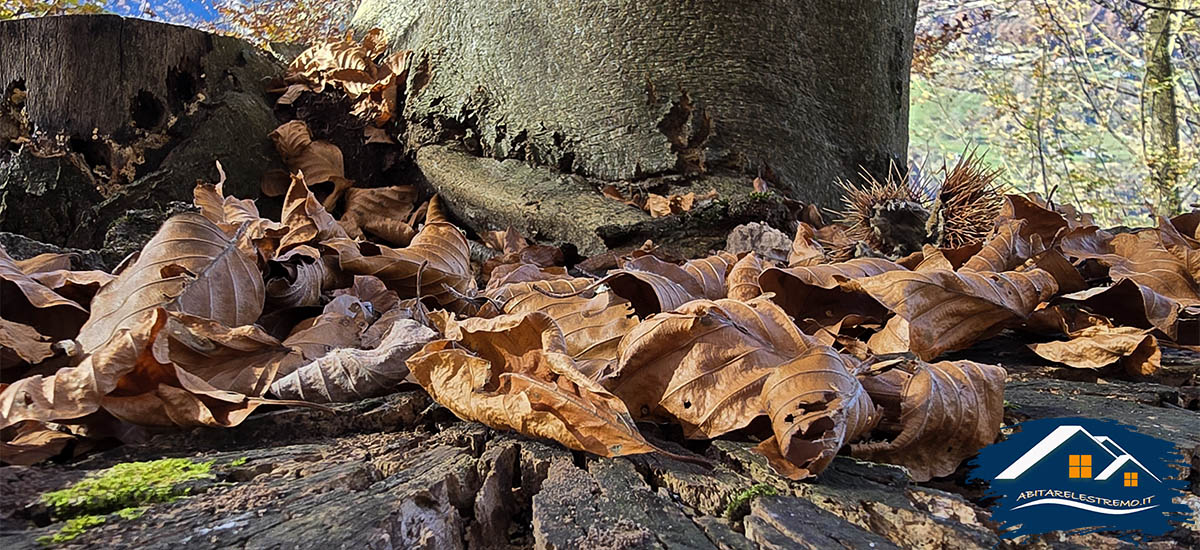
left=0, top=15, right=284, bottom=256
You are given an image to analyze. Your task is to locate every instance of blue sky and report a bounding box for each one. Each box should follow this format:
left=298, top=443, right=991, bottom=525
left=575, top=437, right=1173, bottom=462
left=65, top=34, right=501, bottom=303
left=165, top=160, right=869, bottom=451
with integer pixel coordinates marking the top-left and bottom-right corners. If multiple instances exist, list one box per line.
left=104, top=0, right=220, bottom=22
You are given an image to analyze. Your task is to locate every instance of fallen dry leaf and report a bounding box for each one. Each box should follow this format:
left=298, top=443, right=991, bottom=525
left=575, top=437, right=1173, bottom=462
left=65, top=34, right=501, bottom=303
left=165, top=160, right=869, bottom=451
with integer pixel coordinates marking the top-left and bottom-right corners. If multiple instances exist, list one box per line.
left=0, top=318, right=55, bottom=370
left=269, top=120, right=351, bottom=210
left=753, top=345, right=878, bottom=479
left=961, top=219, right=1037, bottom=272
left=850, top=267, right=1058, bottom=360
left=28, top=269, right=114, bottom=310
left=13, top=253, right=72, bottom=275
left=0, top=248, right=88, bottom=340
left=604, top=296, right=817, bottom=438
left=339, top=186, right=418, bottom=247
left=1108, top=232, right=1200, bottom=306
left=152, top=311, right=294, bottom=397
left=485, top=263, right=571, bottom=292
left=999, top=194, right=1069, bottom=243
left=326, top=196, right=475, bottom=310
left=0, top=421, right=76, bottom=465
left=1028, top=325, right=1160, bottom=376
left=482, top=243, right=564, bottom=283
left=490, top=278, right=637, bottom=365
left=270, top=319, right=437, bottom=403
left=279, top=172, right=349, bottom=253
left=1059, top=279, right=1181, bottom=340
left=407, top=311, right=662, bottom=457
left=480, top=226, right=528, bottom=254
left=852, top=359, right=1006, bottom=481
left=759, top=258, right=904, bottom=329
left=726, top=252, right=770, bottom=301
left=683, top=252, right=738, bottom=300
left=265, top=247, right=325, bottom=310
left=645, top=189, right=717, bottom=217
left=787, top=222, right=827, bottom=267
left=75, top=213, right=265, bottom=353
left=0, top=309, right=269, bottom=430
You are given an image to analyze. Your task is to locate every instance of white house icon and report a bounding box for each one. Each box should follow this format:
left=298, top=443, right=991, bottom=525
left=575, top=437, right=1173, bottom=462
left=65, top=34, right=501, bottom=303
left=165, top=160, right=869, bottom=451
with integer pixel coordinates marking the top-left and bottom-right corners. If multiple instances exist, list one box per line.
left=994, top=425, right=1161, bottom=482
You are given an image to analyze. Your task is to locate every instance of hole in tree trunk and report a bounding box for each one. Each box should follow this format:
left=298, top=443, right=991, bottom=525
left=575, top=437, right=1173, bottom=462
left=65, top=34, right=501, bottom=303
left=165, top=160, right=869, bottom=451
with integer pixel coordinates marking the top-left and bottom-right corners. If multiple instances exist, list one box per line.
left=130, top=90, right=165, bottom=129
left=166, top=67, right=199, bottom=110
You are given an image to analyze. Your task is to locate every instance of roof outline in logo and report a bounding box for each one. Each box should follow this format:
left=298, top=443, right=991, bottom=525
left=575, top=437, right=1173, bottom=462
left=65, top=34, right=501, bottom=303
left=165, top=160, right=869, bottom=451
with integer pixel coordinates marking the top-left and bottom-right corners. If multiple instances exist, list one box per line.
left=994, top=425, right=1161, bottom=482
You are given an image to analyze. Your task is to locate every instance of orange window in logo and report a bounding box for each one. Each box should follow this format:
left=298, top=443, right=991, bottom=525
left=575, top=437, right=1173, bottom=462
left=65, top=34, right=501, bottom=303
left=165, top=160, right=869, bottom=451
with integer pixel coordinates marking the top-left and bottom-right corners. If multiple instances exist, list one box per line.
left=1124, top=472, right=1138, bottom=487
left=1068, top=455, right=1092, bottom=478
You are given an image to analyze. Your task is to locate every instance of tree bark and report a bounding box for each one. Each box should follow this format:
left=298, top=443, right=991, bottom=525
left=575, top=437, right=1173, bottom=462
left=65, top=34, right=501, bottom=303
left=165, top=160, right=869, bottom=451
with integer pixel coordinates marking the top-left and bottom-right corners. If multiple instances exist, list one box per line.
left=1143, top=1, right=1183, bottom=216
left=353, top=0, right=918, bottom=209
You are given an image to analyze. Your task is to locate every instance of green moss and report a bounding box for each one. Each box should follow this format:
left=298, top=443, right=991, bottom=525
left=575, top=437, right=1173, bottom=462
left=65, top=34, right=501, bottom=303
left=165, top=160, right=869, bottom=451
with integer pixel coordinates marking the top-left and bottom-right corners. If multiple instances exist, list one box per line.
left=36, top=515, right=106, bottom=545
left=723, top=483, right=779, bottom=522
left=39, top=458, right=214, bottom=519
left=747, top=191, right=774, bottom=201
left=229, top=457, right=248, bottom=467
left=114, top=507, right=146, bottom=520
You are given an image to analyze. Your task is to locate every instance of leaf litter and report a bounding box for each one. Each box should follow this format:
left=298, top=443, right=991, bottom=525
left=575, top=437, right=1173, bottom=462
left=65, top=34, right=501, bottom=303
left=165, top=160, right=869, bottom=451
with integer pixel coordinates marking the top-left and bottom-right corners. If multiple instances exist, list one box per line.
left=2, top=32, right=1197, bottom=489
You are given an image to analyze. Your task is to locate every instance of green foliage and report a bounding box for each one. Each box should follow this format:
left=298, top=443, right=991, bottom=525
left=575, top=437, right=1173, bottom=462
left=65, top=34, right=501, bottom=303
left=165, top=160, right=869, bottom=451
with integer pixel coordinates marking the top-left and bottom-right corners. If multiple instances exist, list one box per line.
left=39, top=458, right=214, bottom=519
left=229, top=456, right=249, bottom=467
left=35, top=515, right=105, bottom=546
left=723, top=483, right=779, bottom=522
left=913, top=1, right=1200, bottom=223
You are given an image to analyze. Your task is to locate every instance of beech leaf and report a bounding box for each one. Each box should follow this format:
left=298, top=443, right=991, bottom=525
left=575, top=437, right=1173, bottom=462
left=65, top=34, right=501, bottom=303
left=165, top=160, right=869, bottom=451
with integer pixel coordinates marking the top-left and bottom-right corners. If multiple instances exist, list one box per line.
left=75, top=213, right=265, bottom=353
left=407, top=311, right=662, bottom=457
left=605, top=296, right=816, bottom=438
left=1028, top=325, right=1160, bottom=376
left=852, top=359, right=1006, bottom=482
left=270, top=319, right=437, bottom=403
left=850, top=268, right=1058, bottom=360
left=754, top=345, right=879, bottom=479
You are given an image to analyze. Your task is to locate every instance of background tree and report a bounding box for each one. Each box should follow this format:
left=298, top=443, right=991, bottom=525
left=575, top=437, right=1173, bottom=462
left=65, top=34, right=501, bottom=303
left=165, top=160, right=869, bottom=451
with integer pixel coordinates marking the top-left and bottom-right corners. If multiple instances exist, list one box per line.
left=912, top=0, right=1199, bottom=224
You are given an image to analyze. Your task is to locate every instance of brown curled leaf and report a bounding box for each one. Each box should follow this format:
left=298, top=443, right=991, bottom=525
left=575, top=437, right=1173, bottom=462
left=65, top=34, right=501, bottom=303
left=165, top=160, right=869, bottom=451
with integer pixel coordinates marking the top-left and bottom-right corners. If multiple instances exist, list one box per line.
left=0, top=318, right=56, bottom=370
left=682, top=251, right=738, bottom=299
left=339, top=186, right=419, bottom=247
left=270, top=319, right=437, bottom=403
left=605, top=296, right=816, bottom=438
left=787, top=222, right=827, bottom=267
left=754, top=345, right=878, bottom=480
left=961, top=219, right=1038, bottom=272
left=407, top=311, right=662, bottom=457
left=490, top=278, right=637, bottom=365
left=759, top=258, right=904, bottom=329
left=0, top=248, right=88, bottom=340
left=850, top=268, right=1058, bottom=360
left=1028, top=325, right=1160, bottom=376
left=75, top=213, right=265, bottom=354
left=851, top=359, right=1006, bottom=481
left=726, top=252, right=771, bottom=301
left=326, top=195, right=474, bottom=310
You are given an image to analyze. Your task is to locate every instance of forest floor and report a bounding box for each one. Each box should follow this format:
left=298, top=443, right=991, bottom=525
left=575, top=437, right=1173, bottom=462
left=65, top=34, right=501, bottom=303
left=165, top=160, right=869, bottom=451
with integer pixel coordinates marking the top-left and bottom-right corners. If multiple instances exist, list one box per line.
left=1, top=336, right=1196, bottom=550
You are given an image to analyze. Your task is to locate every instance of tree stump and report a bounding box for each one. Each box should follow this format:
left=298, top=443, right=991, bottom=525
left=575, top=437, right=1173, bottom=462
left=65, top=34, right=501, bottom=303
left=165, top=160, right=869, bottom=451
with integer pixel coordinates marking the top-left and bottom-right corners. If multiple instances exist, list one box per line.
left=0, top=15, right=284, bottom=252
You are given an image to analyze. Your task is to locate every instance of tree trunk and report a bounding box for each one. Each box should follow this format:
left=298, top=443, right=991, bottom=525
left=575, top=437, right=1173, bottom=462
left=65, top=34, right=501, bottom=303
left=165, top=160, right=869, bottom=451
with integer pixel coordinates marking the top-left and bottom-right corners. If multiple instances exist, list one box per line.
left=1143, top=2, right=1183, bottom=216
left=352, top=0, right=917, bottom=251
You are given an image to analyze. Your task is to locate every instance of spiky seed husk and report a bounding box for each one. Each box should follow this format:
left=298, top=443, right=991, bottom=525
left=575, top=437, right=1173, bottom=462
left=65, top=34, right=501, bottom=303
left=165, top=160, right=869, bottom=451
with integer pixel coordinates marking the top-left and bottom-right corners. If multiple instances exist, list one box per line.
left=927, top=149, right=1004, bottom=249
left=834, top=161, right=929, bottom=258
